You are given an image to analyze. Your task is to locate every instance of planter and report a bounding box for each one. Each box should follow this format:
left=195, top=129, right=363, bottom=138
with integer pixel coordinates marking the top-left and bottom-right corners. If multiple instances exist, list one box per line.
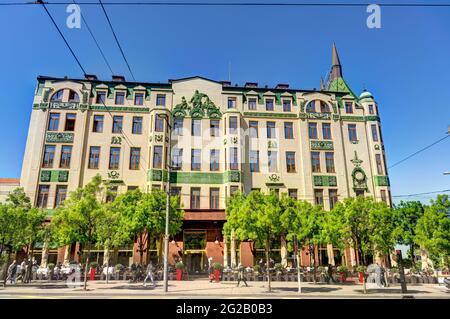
left=176, top=269, right=183, bottom=281
left=214, top=269, right=221, bottom=282
left=339, top=273, right=347, bottom=283
left=358, top=272, right=364, bottom=283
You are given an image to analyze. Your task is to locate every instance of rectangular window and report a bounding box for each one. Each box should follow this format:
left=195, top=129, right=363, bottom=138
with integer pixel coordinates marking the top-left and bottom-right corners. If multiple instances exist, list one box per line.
left=153, top=146, right=163, bottom=169
left=368, top=104, right=374, bottom=114
left=127, top=186, right=138, bottom=191
left=115, top=92, right=125, bottom=105
left=322, top=123, right=332, bottom=140
left=55, top=185, right=67, bottom=208
left=172, top=148, right=183, bottom=170
left=250, top=150, right=260, bottom=172
left=228, top=97, right=236, bottom=109
left=170, top=187, right=181, bottom=197
left=42, top=145, right=56, bottom=168
left=191, top=149, right=201, bottom=171
left=68, top=90, right=78, bottom=102
left=329, top=189, right=338, bottom=209
left=190, top=187, right=201, bottom=209
left=311, top=151, right=321, bottom=173
left=129, top=147, right=141, bottom=170
left=283, top=100, right=291, bottom=112
left=345, top=102, right=353, bottom=114
left=288, top=189, right=297, bottom=199
left=134, top=93, right=144, bottom=106
left=192, top=119, right=201, bottom=136
left=248, top=98, right=257, bottom=110
left=376, top=154, right=383, bottom=175
left=348, top=124, right=358, bottom=142
left=371, top=124, right=379, bottom=142
left=48, top=113, right=60, bottom=131
left=230, top=186, right=239, bottom=196
left=266, top=99, right=274, bottom=111
left=381, top=190, right=387, bottom=203
left=229, top=116, right=238, bottom=134
left=309, top=123, right=318, bottom=139
left=59, top=145, right=72, bottom=168
left=64, top=113, right=76, bottom=131
left=36, top=185, right=50, bottom=209
left=112, top=116, right=123, bottom=133
left=266, top=121, right=276, bottom=138
left=210, top=149, right=219, bottom=171
left=314, top=189, right=324, bottom=206
left=93, top=115, right=104, bottom=133
left=229, top=147, right=239, bottom=170
left=284, top=122, right=293, bottom=139
left=286, top=151, right=296, bottom=173
left=173, top=118, right=184, bottom=136
left=88, top=146, right=100, bottom=169
left=249, top=121, right=258, bottom=138
left=96, top=91, right=106, bottom=104
left=210, top=119, right=220, bottom=137
left=268, top=150, right=278, bottom=173
left=210, top=188, right=220, bottom=209
left=155, top=115, right=164, bottom=132
left=156, top=94, right=166, bottom=106
left=325, top=152, right=335, bottom=173
left=132, top=116, right=143, bottom=134
left=109, top=147, right=121, bottom=169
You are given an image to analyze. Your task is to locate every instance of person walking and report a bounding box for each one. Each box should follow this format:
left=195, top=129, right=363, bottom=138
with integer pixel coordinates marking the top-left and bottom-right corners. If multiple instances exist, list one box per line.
left=143, top=261, right=155, bottom=288
left=208, top=257, right=214, bottom=283
left=20, top=259, right=26, bottom=283
left=327, top=264, right=336, bottom=284
left=7, top=260, right=17, bottom=285
left=236, top=263, right=248, bottom=287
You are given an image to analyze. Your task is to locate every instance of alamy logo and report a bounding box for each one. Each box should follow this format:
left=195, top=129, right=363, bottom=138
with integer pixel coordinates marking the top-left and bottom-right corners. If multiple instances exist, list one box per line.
left=366, top=4, right=381, bottom=29
left=66, top=4, right=81, bottom=29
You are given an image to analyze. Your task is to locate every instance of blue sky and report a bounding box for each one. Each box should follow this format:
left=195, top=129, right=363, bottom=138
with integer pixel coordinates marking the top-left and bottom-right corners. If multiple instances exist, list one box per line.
left=0, top=1, right=449, bottom=204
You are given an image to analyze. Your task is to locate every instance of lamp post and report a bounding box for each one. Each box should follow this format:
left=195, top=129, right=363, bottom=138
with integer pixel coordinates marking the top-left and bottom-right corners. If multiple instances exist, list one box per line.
left=158, top=113, right=172, bottom=293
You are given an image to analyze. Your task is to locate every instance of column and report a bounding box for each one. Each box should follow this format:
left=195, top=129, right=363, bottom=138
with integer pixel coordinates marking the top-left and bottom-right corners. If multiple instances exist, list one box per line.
left=40, top=240, right=49, bottom=268
left=63, top=245, right=70, bottom=265
left=327, top=244, right=335, bottom=266
left=349, top=247, right=356, bottom=267
left=103, top=247, right=110, bottom=266
left=223, top=235, right=229, bottom=268
left=230, top=229, right=236, bottom=268
left=280, top=236, right=288, bottom=267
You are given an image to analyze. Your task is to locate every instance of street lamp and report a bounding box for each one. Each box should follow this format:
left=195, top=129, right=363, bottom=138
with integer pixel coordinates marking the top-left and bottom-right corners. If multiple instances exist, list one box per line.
left=157, top=113, right=172, bottom=293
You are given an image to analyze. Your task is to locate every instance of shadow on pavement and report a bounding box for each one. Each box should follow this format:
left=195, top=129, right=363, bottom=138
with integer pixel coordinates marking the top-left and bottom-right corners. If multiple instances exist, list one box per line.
left=275, top=287, right=342, bottom=293
left=355, top=289, right=431, bottom=294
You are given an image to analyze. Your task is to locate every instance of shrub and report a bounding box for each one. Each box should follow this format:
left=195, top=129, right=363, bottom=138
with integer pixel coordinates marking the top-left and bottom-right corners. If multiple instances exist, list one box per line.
left=274, top=263, right=284, bottom=273
left=213, top=262, right=223, bottom=270
left=47, top=263, right=55, bottom=270
left=175, top=262, right=185, bottom=269
left=356, top=265, right=367, bottom=273
left=115, top=264, right=124, bottom=272
left=337, top=265, right=348, bottom=274
left=317, top=266, right=326, bottom=274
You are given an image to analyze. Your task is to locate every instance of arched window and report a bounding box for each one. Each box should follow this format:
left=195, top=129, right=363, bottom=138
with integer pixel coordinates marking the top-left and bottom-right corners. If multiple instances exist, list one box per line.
left=306, top=100, right=316, bottom=112
left=68, top=90, right=79, bottom=102
left=306, top=99, right=331, bottom=113
left=51, top=89, right=64, bottom=102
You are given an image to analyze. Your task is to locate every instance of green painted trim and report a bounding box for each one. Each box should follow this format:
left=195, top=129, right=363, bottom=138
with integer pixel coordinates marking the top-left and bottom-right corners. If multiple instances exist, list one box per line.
left=89, top=105, right=150, bottom=112
left=45, top=132, right=74, bottom=143
left=313, top=175, right=337, bottom=187
left=243, top=112, right=297, bottom=118
left=365, top=115, right=380, bottom=122
left=340, top=115, right=366, bottom=122
left=147, top=169, right=169, bottom=182
left=168, top=171, right=241, bottom=184
left=40, top=170, right=69, bottom=183
left=374, top=175, right=390, bottom=187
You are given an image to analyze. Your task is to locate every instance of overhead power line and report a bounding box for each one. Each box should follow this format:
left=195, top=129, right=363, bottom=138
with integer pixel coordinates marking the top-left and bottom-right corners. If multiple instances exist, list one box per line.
left=392, top=189, right=450, bottom=198
left=98, top=0, right=136, bottom=82
left=5, top=2, right=450, bottom=8
left=388, top=134, right=450, bottom=169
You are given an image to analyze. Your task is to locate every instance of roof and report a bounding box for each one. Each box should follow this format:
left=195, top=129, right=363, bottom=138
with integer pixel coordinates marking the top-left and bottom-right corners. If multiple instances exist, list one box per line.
left=0, top=178, right=20, bottom=185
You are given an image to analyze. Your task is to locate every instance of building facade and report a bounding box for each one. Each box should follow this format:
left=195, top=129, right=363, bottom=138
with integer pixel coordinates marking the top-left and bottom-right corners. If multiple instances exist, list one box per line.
left=20, top=45, right=391, bottom=270
left=0, top=178, right=20, bottom=204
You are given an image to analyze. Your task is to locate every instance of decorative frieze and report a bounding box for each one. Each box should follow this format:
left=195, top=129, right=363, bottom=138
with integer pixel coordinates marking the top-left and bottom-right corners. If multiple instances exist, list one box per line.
left=244, top=112, right=297, bottom=119
left=111, top=136, right=122, bottom=145
left=310, top=140, right=334, bottom=150
left=49, top=101, right=79, bottom=109
left=108, top=171, right=120, bottom=180
left=374, top=175, right=390, bottom=187
left=45, top=132, right=74, bottom=143
left=166, top=171, right=241, bottom=184
left=313, top=175, right=337, bottom=187
left=40, top=170, right=69, bottom=182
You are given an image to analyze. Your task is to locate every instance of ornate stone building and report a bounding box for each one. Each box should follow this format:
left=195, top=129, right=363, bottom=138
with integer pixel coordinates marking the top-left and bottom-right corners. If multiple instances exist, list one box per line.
left=20, top=45, right=391, bottom=270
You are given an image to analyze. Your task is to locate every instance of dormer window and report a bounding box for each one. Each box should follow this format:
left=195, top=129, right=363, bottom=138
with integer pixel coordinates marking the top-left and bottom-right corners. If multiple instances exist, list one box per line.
left=115, top=92, right=125, bottom=105
left=135, top=92, right=144, bottom=106
left=51, top=89, right=64, bottom=102
left=345, top=102, right=353, bottom=114
left=96, top=91, right=106, bottom=104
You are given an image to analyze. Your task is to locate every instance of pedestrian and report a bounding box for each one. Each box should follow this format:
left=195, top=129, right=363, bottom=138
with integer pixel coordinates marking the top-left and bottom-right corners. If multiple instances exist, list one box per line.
left=20, top=259, right=26, bottom=283
left=143, top=261, right=155, bottom=288
left=25, top=258, right=32, bottom=283
left=327, top=264, right=336, bottom=284
left=380, top=265, right=387, bottom=287
left=236, top=263, right=248, bottom=287
left=208, top=257, right=214, bottom=283
left=7, top=260, right=17, bottom=284
left=54, top=263, right=61, bottom=280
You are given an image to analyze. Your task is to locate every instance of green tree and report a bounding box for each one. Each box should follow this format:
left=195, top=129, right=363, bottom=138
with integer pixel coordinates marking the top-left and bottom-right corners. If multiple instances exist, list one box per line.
left=22, top=208, right=47, bottom=281
left=52, top=175, right=106, bottom=290
left=368, top=201, right=396, bottom=266
left=6, top=187, right=31, bottom=210
left=415, top=195, right=450, bottom=268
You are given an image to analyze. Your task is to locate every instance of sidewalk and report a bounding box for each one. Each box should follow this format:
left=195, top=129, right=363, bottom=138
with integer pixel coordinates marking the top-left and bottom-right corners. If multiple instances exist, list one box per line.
left=1, top=279, right=449, bottom=298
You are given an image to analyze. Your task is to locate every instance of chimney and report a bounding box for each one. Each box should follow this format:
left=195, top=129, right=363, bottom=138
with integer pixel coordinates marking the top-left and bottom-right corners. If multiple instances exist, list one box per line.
left=84, top=74, right=98, bottom=81
left=275, top=83, right=289, bottom=89
left=112, top=75, right=125, bottom=82
left=244, top=82, right=258, bottom=88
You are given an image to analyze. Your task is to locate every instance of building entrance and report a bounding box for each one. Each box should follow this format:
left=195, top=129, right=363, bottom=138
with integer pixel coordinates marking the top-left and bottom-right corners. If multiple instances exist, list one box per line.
left=183, top=230, right=207, bottom=273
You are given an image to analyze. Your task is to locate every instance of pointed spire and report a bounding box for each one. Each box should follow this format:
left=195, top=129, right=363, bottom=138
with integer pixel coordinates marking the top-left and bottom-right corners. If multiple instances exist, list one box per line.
left=320, top=77, right=325, bottom=90
left=330, top=42, right=343, bottom=81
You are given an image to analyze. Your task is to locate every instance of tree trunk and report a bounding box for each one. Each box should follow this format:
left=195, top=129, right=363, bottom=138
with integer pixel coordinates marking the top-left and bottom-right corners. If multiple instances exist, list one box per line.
left=265, top=238, right=271, bottom=292
left=84, top=244, right=90, bottom=291
left=41, top=240, right=49, bottom=268
left=280, top=235, right=287, bottom=268
left=410, top=244, right=415, bottom=266
left=2, top=249, right=12, bottom=287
